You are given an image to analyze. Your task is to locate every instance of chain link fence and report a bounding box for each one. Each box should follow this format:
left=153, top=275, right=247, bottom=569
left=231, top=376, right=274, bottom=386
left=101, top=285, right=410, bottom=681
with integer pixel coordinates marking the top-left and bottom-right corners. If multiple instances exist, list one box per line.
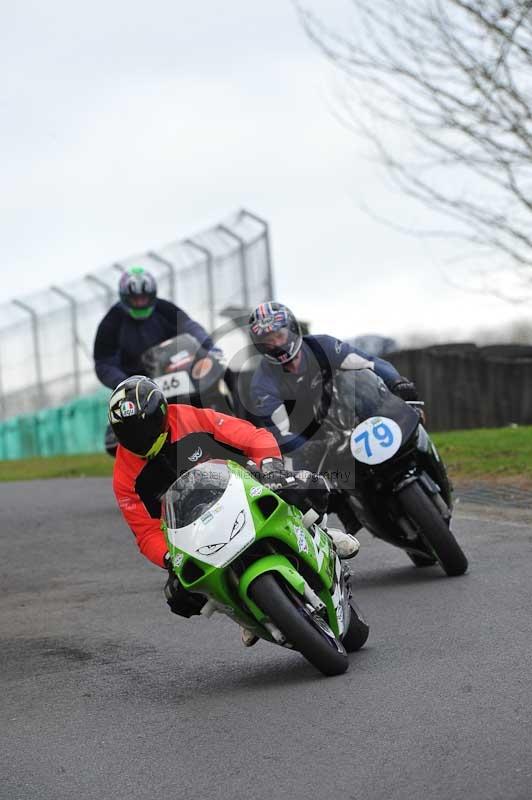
left=0, top=209, right=273, bottom=422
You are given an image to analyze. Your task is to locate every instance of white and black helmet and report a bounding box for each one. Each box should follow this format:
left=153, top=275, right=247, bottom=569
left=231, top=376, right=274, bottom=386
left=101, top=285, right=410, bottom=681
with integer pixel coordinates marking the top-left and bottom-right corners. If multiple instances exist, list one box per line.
left=108, top=375, right=168, bottom=457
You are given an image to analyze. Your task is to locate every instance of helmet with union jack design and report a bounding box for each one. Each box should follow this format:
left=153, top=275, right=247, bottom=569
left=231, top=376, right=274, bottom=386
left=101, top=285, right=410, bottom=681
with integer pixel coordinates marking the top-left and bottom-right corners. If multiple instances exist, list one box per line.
left=249, top=301, right=302, bottom=365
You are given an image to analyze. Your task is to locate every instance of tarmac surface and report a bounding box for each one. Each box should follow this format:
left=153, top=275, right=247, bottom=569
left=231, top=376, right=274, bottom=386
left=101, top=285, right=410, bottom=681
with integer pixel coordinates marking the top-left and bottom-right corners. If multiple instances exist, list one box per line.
left=1, top=478, right=531, bottom=800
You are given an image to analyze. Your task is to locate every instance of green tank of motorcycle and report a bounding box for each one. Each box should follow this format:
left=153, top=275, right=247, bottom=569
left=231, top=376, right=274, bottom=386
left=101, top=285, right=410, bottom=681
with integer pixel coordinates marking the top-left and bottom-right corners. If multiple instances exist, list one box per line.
left=164, top=460, right=341, bottom=640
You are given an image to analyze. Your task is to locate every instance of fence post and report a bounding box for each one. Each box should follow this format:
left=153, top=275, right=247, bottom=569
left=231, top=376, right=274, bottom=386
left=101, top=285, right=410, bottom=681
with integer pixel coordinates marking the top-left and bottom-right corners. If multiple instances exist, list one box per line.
left=239, top=209, right=274, bottom=298
left=183, top=240, right=216, bottom=333
left=147, top=252, right=177, bottom=303
left=85, top=274, right=115, bottom=307
left=50, top=286, right=81, bottom=397
left=217, top=225, right=249, bottom=308
left=12, top=299, right=44, bottom=399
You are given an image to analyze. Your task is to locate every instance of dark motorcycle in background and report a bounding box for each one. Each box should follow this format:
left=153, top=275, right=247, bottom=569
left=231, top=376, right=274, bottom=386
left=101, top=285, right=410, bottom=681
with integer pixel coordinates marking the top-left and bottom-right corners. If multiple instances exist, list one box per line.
left=105, top=334, right=236, bottom=456
left=314, top=369, right=468, bottom=577
left=140, top=333, right=234, bottom=414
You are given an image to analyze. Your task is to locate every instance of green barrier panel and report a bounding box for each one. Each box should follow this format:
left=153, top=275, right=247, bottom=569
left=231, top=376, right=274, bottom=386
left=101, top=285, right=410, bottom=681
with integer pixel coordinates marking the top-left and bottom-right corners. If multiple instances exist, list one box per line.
left=59, top=402, right=80, bottom=455
left=61, top=393, right=109, bottom=454
left=18, top=415, right=39, bottom=458
left=61, top=404, right=75, bottom=455
left=36, top=406, right=64, bottom=457
left=0, top=390, right=110, bottom=460
left=4, top=417, right=25, bottom=460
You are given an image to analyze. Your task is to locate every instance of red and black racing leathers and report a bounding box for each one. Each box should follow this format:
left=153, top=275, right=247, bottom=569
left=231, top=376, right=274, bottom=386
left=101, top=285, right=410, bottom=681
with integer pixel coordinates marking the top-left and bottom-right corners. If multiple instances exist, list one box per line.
left=113, top=404, right=281, bottom=568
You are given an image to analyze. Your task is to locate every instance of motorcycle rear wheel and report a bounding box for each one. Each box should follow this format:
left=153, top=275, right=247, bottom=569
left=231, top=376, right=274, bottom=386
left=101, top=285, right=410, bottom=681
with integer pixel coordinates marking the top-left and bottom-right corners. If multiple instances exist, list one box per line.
left=249, top=573, right=349, bottom=676
left=398, top=482, right=468, bottom=577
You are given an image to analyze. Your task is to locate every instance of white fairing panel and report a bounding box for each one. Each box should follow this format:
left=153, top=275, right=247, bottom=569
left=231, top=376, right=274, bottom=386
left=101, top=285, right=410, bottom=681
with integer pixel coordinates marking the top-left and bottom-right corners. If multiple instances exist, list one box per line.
left=167, top=473, right=256, bottom=568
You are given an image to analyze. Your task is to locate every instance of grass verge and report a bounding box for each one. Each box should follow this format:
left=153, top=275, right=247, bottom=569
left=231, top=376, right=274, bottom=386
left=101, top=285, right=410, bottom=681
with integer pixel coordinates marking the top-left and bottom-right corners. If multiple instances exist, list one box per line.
left=0, top=425, right=530, bottom=484
left=0, top=453, right=113, bottom=482
left=432, top=425, right=532, bottom=486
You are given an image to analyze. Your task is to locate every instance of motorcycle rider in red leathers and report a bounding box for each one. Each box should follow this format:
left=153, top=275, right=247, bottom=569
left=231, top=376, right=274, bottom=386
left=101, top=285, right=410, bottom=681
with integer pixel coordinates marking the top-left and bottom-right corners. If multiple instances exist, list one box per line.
left=109, top=375, right=359, bottom=646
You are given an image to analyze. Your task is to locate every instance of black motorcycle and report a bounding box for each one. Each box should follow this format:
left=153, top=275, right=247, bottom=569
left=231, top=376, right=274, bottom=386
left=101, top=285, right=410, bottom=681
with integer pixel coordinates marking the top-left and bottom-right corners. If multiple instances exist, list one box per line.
left=314, top=368, right=468, bottom=577
left=104, top=334, right=235, bottom=456
left=140, top=333, right=234, bottom=414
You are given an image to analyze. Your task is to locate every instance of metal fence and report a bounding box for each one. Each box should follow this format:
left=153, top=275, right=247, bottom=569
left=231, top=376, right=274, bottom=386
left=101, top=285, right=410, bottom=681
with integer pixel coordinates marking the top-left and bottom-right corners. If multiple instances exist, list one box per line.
left=0, top=209, right=273, bottom=421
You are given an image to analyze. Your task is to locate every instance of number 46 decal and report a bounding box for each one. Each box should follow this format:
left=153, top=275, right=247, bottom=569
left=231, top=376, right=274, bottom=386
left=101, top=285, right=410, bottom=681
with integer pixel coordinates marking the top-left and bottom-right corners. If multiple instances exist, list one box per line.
left=350, top=417, right=403, bottom=465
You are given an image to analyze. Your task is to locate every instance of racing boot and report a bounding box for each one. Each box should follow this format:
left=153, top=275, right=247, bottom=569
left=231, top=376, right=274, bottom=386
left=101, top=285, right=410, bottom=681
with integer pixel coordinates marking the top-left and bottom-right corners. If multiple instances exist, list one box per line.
left=326, top=527, right=360, bottom=559
left=240, top=627, right=259, bottom=647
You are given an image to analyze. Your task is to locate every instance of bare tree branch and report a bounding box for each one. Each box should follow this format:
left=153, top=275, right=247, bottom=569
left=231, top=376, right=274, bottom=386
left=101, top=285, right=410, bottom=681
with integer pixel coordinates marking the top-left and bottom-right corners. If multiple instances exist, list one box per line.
left=297, top=0, right=532, bottom=298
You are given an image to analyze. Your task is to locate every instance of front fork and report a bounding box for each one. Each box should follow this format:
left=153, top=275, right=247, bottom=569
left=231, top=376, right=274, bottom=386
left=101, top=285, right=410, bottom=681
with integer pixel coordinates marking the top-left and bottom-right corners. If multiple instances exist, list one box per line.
left=415, top=425, right=453, bottom=509
left=395, top=470, right=451, bottom=520
left=393, top=471, right=452, bottom=555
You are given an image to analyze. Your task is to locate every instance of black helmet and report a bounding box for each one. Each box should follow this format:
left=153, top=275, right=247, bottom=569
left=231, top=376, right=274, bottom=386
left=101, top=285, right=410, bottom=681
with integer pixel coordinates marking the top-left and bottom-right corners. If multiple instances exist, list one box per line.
left=119, top=267, right=157, bottom=319
left=249, top=301, right=302, bottom=365
left=108, top=375, right=169, bottom=457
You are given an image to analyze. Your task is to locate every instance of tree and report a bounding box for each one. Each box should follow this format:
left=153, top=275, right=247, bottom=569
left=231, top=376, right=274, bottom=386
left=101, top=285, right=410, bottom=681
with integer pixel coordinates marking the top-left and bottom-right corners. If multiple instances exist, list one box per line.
left=297, top=0, right=532, bottom=301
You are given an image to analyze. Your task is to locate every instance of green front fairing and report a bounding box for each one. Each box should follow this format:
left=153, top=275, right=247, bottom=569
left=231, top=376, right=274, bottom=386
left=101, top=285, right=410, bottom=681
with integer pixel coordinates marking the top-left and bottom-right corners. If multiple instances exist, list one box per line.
left=164, top=461, right=340, bottom=640
left=238, top=554, right=306, bottom=624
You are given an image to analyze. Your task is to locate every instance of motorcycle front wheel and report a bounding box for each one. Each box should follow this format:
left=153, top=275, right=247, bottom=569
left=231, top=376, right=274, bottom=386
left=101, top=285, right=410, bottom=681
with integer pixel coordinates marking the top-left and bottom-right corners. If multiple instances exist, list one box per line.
left=407, top=552, right=437, bottom=568
left=341, top=599, right=370, bottom=653
left=249, top=573, right=349, bottom=676
left=398, top=482, right=468, bottom=577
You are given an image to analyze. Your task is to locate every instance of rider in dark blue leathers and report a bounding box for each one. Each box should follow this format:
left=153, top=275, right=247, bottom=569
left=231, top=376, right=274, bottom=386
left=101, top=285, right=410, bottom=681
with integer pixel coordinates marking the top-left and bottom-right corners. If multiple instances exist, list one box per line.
left=248, top=302, right=418, bottom=533
left=251, top=334, right=402, bottom=457
left=248, top=302, right=416, bottom=463
left=94, top=267, right=214, bottom=390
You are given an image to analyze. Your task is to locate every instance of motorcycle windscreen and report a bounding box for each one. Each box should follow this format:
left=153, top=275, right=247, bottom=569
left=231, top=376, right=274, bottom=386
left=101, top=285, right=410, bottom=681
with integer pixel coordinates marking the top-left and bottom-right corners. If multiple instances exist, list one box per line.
left=163, top=461, right=256, bottom=567
left=326, top=369, right=419, bottom=443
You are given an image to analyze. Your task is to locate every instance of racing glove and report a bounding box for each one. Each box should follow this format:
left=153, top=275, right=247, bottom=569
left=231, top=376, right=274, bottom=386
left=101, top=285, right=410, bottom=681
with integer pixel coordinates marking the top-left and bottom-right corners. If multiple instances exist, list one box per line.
left=163, top=556, right=206, bottom=618
left=258, top=457, right=295, bottom=492
left=259, top=458, right=329, bottom=521
left=390, top=376, right=419, bottom=402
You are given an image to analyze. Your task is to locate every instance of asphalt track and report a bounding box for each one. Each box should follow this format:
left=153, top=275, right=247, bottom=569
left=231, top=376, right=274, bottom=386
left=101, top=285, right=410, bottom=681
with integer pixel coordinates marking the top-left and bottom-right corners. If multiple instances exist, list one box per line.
left=1, top=478, right=531, bottom=800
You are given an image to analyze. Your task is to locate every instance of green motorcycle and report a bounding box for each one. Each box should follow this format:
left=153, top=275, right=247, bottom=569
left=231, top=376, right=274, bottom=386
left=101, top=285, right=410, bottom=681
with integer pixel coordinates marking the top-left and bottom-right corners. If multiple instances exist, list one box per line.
left=163, top=459, right=369, bottom=677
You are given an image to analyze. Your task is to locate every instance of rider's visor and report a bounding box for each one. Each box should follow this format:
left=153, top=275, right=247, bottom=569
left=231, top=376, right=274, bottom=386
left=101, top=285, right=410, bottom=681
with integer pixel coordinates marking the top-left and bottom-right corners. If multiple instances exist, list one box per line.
left=129, top=294, right=153, bottom=309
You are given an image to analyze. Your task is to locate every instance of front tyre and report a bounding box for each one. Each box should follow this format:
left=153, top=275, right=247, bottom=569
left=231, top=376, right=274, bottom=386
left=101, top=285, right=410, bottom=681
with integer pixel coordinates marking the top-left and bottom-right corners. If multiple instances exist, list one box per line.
left=407, top=552, right=437, bottom=568
left=398, top=482, right=468, bottom=577
left=249, top=573, right=348, bottom=677
left=341, top=599, right=370, bottom=652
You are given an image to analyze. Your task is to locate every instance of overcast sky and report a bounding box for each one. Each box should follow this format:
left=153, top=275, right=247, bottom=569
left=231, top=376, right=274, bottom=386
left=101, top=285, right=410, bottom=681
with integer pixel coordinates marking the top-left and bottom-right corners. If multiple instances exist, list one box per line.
left=2, top=0, right=528, bottom=343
